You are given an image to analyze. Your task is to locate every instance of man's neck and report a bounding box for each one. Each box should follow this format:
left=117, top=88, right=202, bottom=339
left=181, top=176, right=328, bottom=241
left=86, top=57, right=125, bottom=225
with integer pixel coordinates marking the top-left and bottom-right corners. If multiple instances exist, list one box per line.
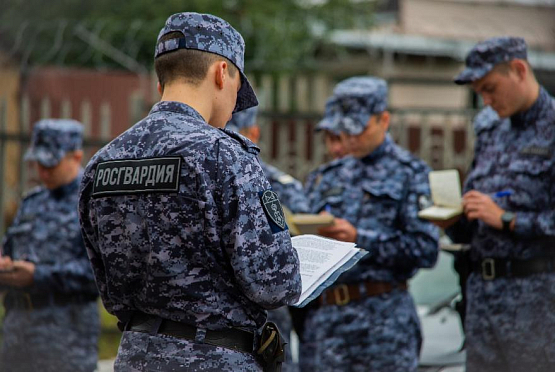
left=520, top=80, right=541, bottom=113
left=161, top=83, right=213, bottom=124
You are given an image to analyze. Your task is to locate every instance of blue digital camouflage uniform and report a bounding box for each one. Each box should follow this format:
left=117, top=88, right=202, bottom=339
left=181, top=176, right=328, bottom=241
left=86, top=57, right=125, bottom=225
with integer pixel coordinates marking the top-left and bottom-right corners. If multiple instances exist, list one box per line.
left=449, top=37, right=555, bottom=372
left=304, top=97, right=347, bottom=198
left=0, top=119, right=100, bottom=372
left=79, top=13, right=301, bottom=372
left=226, top=107, right=310, bottom=215
left=227, top=107, right=309, bottom=372
left=302, top=77, right=439, bottom=372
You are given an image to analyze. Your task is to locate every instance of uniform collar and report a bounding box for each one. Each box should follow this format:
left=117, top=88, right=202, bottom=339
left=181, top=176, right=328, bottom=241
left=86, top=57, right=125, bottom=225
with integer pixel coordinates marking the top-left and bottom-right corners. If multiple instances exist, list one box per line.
left=149, top=101, right=206, bottom=123
left=360, top=134, right=392, bottom=164
left=511, top=87, right=549, bottom=128
left=50, top=170, right=82, bottom=199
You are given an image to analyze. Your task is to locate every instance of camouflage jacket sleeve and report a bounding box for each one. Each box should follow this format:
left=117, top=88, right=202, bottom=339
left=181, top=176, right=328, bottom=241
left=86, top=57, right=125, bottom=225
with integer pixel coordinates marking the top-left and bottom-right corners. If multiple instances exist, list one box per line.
left=356, top=166, right=439, bottom=271
left=0, top=204, right=22, bottom=292
left=5, top=184, right=97, bottom=296
left=32, top=233, right=97, bottom=295
left=511, top=149, right=555, bottom=238
left=79, top=170, right=116, bottom=310
left=216, top=139, right=302, bottom=309
left=262, top=165, right=310, bottom=213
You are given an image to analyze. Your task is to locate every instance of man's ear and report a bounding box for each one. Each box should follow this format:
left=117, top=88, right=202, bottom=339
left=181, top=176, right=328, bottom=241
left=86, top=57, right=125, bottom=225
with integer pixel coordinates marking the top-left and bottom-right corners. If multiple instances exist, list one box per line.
left=214, top=61, right=228, bottom=90
left=380, top=111, right=391, bottom=131
left=511, top=59, right=528, bottom=81
left=157, top=82, right=163, bottom=96
left=71, top=150, right=84, bottom=164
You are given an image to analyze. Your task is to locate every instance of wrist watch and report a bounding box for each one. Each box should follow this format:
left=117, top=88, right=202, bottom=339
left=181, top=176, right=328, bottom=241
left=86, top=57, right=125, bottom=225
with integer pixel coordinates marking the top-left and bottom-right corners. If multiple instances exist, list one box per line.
left=501, top=211, right=515, bottom=232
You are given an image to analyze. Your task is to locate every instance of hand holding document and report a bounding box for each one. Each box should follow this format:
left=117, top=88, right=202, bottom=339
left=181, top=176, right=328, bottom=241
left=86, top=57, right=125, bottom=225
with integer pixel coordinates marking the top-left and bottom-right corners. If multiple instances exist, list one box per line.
left=290, top=235, right=367, bottom=307
left=418, top=169, right=463, bottom=221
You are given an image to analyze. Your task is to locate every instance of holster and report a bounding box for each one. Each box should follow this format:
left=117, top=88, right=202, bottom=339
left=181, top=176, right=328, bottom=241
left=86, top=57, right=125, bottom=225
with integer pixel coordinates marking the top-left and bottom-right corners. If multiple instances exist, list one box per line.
left=256, top=322, right=286, bottom=372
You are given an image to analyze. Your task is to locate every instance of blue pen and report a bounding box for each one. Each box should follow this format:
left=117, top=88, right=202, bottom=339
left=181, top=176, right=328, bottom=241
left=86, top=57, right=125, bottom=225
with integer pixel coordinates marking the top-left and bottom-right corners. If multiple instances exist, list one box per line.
left=494, top=190, right=512, bottom=198
left=324, top=204, right=332, bottom=213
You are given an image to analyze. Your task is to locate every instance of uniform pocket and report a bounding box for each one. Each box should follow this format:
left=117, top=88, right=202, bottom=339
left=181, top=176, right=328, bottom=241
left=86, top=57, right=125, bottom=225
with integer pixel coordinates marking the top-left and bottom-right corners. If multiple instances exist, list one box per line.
left=359, top=181, right=403, bottom=226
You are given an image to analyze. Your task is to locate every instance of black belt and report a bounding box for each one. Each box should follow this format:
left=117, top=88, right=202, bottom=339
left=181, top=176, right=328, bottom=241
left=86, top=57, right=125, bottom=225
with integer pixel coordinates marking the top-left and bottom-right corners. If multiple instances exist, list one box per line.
left=472, top=257, right=555, bottom=280
left=317, top=281, right=408, bottom=307
left=4, top=292, right=97, bottom=311
left=127, top=313, right=255, bottom=354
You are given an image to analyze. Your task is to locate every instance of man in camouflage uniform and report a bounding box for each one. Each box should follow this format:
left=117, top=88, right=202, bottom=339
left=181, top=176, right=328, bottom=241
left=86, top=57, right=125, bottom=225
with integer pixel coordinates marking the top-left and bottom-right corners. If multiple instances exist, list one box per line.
left=301, top=77, right=439, bottom=372
left=443, top=36, right=555, bottom=372
left=304, top=96, right=349, bottom=198
left=78, top=12, right=301, bottom=372
left=227, top=107, right=309, bottom=372
left=0, top=119, right=99, bottom=372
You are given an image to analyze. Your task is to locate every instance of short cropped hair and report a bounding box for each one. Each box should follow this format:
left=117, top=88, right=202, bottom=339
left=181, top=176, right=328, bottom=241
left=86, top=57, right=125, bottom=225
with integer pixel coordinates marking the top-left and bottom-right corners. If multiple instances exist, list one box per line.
left=155, top=32, right=238, bottom=89
left=493, top=59, right=532, bottom=76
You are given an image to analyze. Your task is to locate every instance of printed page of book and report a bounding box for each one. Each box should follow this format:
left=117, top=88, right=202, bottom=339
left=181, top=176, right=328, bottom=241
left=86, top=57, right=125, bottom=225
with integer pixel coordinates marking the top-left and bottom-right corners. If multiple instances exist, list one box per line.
left=290, top=235, right=365, bottom=307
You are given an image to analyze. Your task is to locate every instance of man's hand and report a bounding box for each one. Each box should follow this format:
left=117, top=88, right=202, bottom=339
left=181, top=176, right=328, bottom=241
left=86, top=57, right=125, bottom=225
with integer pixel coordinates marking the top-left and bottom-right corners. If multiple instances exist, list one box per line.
left=0, top=260, right=35, bottom=288
left=317, top=217, right=357, bottom=243
left=463, top=190, right=505, bottom=230
left=0, top=256, right=14, bottom=272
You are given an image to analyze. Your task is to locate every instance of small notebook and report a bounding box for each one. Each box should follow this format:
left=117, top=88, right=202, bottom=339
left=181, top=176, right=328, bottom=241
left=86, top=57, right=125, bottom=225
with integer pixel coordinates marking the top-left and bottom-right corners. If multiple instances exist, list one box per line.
left=289, top=213, right=335, bottom=235
left=283, top=207, right=335, bottom=236
left=418, top=169, right=463, bottom=221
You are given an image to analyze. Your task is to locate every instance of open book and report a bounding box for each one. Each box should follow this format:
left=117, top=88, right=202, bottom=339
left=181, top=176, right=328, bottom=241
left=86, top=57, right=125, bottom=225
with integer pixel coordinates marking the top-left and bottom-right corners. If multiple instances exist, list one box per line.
left=418, top=169, right=463, bottom=221
left=290, top=235, right=368, bottom=308
left=282, top=207, right=335, bottom=236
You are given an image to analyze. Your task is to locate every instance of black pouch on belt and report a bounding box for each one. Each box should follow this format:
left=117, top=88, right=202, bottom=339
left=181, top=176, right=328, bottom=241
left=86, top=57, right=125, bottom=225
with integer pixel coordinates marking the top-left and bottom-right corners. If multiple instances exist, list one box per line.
left=256, top=322, right=285, bottom=372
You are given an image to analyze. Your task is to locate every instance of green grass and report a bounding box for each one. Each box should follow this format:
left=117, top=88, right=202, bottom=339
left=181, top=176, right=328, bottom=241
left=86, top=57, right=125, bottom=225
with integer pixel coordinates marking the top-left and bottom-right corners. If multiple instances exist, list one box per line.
left=98, top=302, right=121, bottom=360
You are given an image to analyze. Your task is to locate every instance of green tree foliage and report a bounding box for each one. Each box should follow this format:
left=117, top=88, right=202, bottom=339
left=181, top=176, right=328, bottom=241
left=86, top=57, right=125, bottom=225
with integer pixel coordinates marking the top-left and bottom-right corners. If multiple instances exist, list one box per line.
left=0, top=0, right=375, bottom=71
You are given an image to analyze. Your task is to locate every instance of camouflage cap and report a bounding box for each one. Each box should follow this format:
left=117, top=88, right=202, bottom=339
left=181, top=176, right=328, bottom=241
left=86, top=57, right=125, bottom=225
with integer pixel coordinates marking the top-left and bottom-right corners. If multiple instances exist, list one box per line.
left=225, top=106, right=258, bottom=132
left=322, top=77, right=388, bottom=136
left=454, top=36, right=528, bottom=85
left=316, top=99, right=342, bottom=135
left=24, top=119, right=83, bottom=167
left=155, top=12, right=258, bottom=113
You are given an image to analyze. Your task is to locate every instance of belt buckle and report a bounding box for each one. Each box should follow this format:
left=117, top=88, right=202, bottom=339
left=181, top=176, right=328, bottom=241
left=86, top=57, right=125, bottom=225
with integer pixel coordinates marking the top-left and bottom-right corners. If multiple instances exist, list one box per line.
left=333, top=284, right=350, bottom=306
left=482, top=258, right=496, bottom=280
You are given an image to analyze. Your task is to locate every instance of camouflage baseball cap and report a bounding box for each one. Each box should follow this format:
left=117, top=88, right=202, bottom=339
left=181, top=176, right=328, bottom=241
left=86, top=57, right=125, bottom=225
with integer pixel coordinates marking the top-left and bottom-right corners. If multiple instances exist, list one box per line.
left=226, top=106, right=258, bottom=132
left=24, top=119, right=83, bottom=167
left=321, top=77, right=388, bottom=136
left=454, top=36, right=528, bottom=85
left=155, top=12, right=258, bottom=113
left=316, top=99, right=342, bottom=135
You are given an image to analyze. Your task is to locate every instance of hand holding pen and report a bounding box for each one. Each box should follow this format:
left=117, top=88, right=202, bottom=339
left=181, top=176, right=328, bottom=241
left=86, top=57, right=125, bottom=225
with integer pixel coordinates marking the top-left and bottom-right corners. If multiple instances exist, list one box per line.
left=463, top=190, right=511, bottom=230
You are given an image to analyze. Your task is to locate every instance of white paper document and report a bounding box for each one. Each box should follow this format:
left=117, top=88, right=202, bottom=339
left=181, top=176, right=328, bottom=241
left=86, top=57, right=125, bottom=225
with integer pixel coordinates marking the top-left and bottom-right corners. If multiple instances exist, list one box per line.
left=418, top=169, right=463, bottom=221
left=290, top=234, right=367, bottom=307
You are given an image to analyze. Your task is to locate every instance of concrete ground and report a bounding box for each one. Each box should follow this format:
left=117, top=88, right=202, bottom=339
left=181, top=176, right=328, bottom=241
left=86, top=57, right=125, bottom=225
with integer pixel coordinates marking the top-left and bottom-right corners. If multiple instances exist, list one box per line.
left=97, top=359, right=115, bottom=372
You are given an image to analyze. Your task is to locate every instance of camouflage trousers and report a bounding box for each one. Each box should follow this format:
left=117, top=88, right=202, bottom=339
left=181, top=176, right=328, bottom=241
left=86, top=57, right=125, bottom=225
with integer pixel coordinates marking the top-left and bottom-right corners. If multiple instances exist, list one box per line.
left=0, top=301, right=100, bottom=372
left=114, top=330, right=263, bottom=371
left=299, top=289, right=421, bottom=372
left=465, top=272, right=555, bottom=372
